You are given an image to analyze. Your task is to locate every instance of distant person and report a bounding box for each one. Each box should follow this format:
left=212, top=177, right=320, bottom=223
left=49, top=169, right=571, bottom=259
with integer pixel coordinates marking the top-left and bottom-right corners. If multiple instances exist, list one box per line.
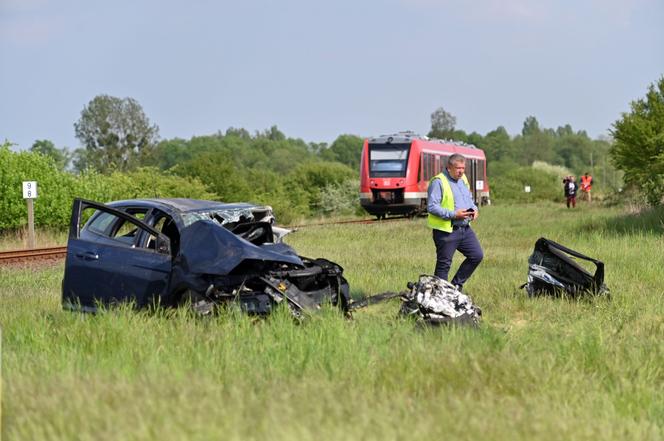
left=563, top=175, right=578, bottom=208
left=427, top=153, right=483, bottom=292
left=580, top=172, right=593, bottom=202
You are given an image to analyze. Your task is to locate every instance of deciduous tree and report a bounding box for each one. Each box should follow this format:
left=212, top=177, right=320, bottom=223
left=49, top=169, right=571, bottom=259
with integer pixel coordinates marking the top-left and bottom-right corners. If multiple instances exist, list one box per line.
left=74, top=95, right=159, bottom=173
left=320, top=134, right=363, bottom=170
left=30, top=139, right=71, bottom=171
left=428, top=107, right=457, bottom=139
left=610, top=76, right=664, bottom=205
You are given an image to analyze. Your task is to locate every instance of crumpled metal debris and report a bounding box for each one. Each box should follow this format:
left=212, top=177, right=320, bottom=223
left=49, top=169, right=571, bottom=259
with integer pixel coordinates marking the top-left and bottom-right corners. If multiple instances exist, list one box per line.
left=521, top=237, right=609, bottom=297
left=400, top=275, right=482, bottom=326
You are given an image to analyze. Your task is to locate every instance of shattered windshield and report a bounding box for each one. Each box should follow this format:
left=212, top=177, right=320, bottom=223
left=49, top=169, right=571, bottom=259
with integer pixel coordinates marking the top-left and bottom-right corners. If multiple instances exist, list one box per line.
left=181, top=206, right=275, bottom=228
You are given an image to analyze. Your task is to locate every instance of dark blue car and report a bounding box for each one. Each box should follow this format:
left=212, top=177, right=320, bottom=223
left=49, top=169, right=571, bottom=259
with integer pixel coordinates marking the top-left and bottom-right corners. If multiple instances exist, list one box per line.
left=62, top=198, right=350, bottom=316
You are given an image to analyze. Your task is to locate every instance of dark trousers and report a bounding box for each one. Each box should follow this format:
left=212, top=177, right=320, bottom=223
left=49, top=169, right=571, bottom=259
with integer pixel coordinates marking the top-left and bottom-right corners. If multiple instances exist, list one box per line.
left=432, top=227, right=484, bottom=288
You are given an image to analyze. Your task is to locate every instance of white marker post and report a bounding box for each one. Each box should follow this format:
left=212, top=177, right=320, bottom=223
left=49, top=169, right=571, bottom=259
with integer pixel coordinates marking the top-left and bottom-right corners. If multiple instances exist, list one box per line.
left=22, top=181, right=38, bottom=249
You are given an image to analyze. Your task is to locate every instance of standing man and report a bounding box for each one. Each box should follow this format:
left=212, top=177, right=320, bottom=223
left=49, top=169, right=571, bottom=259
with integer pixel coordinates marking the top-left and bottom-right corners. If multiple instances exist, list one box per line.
left=565, top=175, right=578, bottom=208
left=580, top=172, right=593, bottom=202
left=427, top=154, right=483, bottom=292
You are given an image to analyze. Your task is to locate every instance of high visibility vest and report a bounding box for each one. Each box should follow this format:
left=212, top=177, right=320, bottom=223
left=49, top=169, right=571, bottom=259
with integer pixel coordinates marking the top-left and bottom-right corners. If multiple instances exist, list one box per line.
left=427, top=172, right=470, bottom=232
left=581, top=175, right=592, bottom=191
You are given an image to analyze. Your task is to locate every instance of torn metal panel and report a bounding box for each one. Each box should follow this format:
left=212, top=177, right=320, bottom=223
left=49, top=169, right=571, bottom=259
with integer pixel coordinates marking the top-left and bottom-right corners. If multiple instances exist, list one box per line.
left=400, top=275, right=482, bottom=326
left=177, top=220, right=303, bottom=276
left=522, top=237, right=609, bottom=297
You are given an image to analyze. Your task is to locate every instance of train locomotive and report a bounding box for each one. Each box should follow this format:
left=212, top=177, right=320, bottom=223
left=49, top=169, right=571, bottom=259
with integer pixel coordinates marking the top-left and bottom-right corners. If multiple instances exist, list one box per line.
left=359, top=131, right=490, bottom=218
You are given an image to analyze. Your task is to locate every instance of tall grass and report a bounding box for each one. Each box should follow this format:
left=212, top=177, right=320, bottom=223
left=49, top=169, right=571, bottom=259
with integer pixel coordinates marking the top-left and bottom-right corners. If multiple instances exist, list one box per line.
left=0, top=227, right=68, bottom=251
left=1, top=202, right=662, bottom=440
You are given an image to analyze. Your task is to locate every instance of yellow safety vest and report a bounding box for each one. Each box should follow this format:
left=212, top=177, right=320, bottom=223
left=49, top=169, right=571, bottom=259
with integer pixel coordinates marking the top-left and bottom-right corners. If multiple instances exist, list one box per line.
left=427, top=172, right=470, bottom=232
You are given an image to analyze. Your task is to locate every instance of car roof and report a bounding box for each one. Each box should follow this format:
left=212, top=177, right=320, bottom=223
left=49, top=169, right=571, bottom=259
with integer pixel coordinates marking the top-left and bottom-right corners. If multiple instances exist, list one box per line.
left=107, top=198, right=258, bottom=214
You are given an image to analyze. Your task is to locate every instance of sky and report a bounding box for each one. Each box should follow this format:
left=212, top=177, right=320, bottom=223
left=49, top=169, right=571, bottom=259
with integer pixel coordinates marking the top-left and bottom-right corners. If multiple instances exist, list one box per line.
left=1, top=0, right=663, bottom=151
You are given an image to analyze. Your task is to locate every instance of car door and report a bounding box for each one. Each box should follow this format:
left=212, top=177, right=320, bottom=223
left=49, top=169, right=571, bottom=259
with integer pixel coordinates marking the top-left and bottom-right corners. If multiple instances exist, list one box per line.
left=62, top=199, right=172, bottom=312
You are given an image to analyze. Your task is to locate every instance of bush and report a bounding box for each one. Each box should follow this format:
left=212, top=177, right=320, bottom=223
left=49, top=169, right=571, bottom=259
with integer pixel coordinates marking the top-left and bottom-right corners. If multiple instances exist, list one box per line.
left=0, top=144, right=77, bottom=229
left=286, top=162, right=355, bottom=213
left=0, top=145, right=217, bottom=230
left=101, top=168, right=216, bottom=201
left=531, top=161, right=572, bottom=179
left=319, top=179, right=363, bottom=216
left=490, top=161, right=562, bottom=203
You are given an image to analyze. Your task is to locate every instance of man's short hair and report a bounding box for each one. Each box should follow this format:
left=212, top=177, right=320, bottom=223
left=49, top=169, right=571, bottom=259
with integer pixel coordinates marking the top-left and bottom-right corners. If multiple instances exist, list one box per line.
left=447, top=154, right=466, bottom=166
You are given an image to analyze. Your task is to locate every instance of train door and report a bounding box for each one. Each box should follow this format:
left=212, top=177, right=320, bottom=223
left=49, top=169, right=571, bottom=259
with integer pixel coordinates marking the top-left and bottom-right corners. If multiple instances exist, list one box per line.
left=476, top=159, right=487, bottom=204
left=467, top=159, right=478, bottom=203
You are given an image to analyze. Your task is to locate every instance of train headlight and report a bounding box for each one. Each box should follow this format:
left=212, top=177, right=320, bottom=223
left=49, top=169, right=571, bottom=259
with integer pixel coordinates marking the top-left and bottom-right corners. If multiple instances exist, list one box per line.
left=370, top=180, right=376, bottom=186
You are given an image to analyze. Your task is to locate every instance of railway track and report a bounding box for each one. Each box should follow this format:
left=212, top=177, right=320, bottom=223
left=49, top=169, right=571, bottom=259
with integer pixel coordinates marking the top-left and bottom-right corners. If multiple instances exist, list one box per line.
left=0, top=246, right=68, bottom=266
left=0, top=217, right=413, bottom=266
left=287, top=215, right=413, bottom=229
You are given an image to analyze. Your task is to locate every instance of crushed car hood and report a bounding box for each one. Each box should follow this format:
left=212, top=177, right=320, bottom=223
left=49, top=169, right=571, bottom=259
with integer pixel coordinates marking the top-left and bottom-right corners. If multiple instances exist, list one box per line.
left=177, top=220, right=303, bottom=275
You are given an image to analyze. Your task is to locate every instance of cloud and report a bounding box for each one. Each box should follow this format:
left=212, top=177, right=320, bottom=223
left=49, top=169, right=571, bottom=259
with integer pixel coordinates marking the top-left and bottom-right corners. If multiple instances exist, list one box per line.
left=0, top=0, right=49, bottom=12
left=0, top=0, right=65, bottom=46
left=399, top=0, right=550, bottom=21
left=0, top=17, right=64, bottom=46
left=399, top=0, right=652, bottom=26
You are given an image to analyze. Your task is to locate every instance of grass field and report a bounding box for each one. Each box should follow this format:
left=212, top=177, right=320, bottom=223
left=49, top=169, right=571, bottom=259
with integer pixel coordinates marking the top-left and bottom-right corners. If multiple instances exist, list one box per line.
left=1, top=202, right=663, bottom=440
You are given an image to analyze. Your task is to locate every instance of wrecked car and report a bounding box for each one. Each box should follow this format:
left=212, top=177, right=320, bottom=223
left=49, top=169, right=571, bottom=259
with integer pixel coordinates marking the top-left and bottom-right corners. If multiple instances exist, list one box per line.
left=62, top=198, right=350, bottom=316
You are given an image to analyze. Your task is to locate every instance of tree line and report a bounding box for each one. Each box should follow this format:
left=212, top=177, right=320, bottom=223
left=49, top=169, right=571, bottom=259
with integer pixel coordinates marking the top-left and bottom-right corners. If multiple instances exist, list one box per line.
left=4, top=75, right=661, bottom=230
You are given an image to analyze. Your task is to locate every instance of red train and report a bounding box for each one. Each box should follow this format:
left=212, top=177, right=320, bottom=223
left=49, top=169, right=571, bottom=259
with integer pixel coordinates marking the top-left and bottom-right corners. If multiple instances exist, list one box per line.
left=359, top=131, right=490, bottom=218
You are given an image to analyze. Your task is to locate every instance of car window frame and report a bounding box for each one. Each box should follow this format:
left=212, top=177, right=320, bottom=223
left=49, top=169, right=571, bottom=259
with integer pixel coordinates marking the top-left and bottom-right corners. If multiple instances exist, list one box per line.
left=72, top=199, right=170, bottom=255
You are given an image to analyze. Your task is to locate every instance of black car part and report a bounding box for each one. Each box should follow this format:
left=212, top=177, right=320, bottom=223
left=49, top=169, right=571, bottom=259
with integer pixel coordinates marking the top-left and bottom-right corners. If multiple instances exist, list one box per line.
left=521, top=237, right=609, bottom=297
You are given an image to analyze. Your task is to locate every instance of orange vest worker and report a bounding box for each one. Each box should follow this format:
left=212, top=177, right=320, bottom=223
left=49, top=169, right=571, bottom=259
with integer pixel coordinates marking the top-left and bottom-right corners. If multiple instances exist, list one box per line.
left=581, top=174, right=593, bottom=192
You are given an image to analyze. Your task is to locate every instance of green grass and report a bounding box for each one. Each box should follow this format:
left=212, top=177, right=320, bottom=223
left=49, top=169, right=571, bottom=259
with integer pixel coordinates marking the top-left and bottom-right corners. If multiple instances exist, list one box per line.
left=1, top=202, right=663, bottom=440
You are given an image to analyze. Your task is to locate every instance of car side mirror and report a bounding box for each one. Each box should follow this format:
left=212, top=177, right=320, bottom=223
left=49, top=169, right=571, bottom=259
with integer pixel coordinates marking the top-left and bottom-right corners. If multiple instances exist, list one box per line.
left=156, top=234, right=171, bottom=255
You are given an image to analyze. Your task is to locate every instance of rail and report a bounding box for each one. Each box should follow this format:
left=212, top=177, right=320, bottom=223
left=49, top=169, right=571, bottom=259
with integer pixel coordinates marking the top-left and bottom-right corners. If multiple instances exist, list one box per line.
left=0, top=216, right=414, bottom=266
left=287, top=216, right=411, bottom=229
left=0, top=246, right=68, bottom=266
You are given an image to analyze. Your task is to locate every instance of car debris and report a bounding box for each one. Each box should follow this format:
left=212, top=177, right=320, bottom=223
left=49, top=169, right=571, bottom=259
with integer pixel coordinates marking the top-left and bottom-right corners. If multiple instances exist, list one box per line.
left=521, top=237, right=609, bottom=297
left=399, top=275, right=482, bottom=327
left=62, top=198, right=350, bottom=316
left=348, top=275, right=482, bottom=327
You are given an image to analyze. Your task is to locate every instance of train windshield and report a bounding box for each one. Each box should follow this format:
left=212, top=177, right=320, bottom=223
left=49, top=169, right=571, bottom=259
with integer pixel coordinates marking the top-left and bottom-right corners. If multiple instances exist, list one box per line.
left=368, top=143, right=410, bottom=177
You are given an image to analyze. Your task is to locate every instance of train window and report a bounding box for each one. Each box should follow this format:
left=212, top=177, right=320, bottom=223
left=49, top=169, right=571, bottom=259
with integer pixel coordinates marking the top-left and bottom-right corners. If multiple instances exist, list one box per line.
left=422, top=154, right=428, bottom=180
left=369, top=143, right=410, bottom=177
left=423, top=154, right=428, bottom=180
left=440, top=155, right=449, bottom=173
left=422, top=153, right=435, bottom=180
left=420, top=155, right=426, bottom=181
